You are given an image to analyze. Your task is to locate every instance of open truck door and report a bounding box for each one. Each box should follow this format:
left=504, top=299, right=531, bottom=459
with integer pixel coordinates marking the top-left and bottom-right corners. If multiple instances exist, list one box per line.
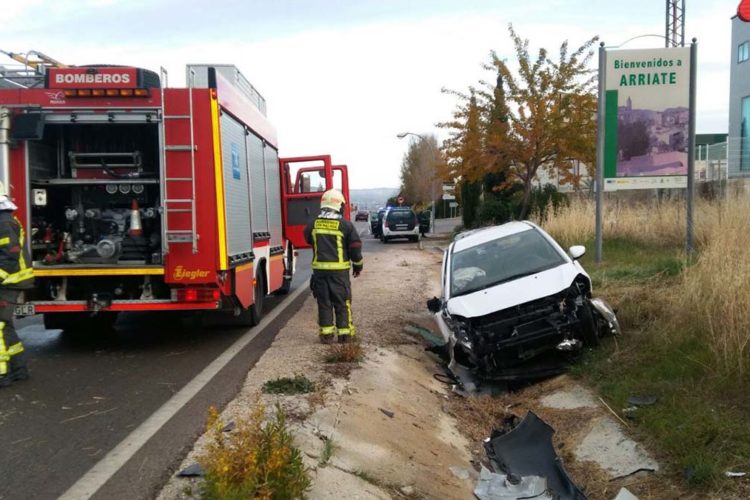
left=280, top=155, right=350, bottom=249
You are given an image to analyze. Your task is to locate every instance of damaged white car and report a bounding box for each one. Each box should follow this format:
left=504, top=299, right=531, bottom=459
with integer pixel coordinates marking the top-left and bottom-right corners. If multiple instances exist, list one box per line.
left=428, top=221, right=620, bottom=381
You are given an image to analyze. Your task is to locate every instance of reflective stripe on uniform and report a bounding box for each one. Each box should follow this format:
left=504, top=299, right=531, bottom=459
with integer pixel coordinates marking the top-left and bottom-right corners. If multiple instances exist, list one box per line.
left=320, top=325, right=336, bottom=335
left=1, top=217, right=33, bottom=286
left=2, top=268, right=33, bottom=285
left=7, top=342, right=24, bottom=356
left=312, top=261, right=351, bottom=271
left=0, top=237, right=9, bottom=246
left=311, top=219, right=349, bottom=271
left=345, top=300, right=355, bottom=336
left=337, top=328, right=351, bottom=336
left=0, top=321, right=7, bottom=374
left=351, top=259, right=363, bottom=266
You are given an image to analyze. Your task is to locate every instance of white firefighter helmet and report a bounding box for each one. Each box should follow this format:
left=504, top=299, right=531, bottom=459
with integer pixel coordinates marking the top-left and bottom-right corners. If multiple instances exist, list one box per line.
left=320, top=189, right=346, bottom=212
left=0, top=181, right=16, bottom=210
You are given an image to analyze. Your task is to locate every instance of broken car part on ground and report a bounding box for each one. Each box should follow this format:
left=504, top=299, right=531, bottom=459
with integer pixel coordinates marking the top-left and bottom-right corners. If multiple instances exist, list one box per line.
left=428, top=221, right=620, bottom=382
left=481, top=411, right=587, bottom=500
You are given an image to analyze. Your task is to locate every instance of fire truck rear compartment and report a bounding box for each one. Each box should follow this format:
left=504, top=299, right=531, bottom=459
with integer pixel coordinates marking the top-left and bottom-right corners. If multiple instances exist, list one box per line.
left=28, top=121, right=161, bottom=265
left=27, top=120, right=165, bottom=300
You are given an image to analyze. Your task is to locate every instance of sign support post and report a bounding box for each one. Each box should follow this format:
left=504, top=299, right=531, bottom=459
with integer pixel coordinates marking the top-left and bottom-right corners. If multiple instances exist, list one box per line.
left=686, top=38, right=697, bottom=257
left=595, top=42, right=606, bottom=264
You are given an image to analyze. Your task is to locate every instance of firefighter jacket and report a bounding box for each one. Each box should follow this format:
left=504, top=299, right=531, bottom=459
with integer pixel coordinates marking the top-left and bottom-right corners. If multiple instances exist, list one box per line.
left=0, top=211, right=34, bottom=289
left=304, top=211, right=363, bottom=273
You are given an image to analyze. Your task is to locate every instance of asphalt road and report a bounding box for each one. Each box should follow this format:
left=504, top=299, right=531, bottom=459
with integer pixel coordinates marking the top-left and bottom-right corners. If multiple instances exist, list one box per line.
left=0, top=219, right=452, bottom=500
left=0, top=256, right=313, bottom=500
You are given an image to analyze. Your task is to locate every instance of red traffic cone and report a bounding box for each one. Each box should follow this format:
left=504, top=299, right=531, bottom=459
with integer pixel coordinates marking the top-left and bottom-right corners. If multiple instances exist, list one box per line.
left=129, top=199, right=143, bottom=237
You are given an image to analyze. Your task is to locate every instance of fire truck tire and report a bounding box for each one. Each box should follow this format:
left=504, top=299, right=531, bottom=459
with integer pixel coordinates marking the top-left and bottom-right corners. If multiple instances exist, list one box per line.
left=44, top=312, right=119, bottom=334
left=250, top=270, right=266, bottom=326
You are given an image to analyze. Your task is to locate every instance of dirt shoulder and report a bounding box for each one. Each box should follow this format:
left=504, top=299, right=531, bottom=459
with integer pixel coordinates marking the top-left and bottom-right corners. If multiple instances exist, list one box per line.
left=158, top=240, right=476, bottom=499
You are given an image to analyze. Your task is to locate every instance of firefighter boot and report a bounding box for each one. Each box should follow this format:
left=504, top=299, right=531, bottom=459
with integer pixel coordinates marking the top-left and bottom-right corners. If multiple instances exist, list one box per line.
left=7, top=352, right=29, bottom=383
left=319, top=335, right=335, bottom=345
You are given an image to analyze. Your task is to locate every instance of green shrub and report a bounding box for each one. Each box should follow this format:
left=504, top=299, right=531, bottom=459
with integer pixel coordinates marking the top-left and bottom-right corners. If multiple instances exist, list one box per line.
left=262, top=375, right=316, bottom=395
left=199, top=403, right=310, bottom=499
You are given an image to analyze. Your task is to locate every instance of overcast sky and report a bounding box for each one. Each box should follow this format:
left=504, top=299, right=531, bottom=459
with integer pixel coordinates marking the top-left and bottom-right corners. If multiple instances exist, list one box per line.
left=1, top=0, right=737, bottom=188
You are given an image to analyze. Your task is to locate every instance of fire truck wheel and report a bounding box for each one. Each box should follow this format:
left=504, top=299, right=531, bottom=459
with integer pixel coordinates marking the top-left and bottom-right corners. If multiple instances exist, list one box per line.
left=44, top=312, right=119, bottom=334
left=250, top=271, right=266, bottom=326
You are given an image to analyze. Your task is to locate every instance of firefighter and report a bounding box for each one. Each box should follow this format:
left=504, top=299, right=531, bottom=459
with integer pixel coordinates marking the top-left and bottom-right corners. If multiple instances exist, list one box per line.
left=304, top=189, right=363, bottom=344
left=0, top=181, right=33, bottom=388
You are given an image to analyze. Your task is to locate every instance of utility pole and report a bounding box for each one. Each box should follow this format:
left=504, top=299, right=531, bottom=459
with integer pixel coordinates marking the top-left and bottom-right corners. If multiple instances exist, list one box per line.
left=665, top=0, right=685, bottom=47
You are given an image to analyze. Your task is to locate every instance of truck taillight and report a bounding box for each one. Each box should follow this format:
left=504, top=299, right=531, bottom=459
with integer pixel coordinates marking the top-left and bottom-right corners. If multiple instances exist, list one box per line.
left=172, top=288, right=221, bottom=302
left=63, top=88, right=150, bottom=98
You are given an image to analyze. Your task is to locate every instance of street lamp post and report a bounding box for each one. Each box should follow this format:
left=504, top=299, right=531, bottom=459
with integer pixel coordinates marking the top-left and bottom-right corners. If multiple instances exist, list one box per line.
left=397, top=132, right=437, bottom=236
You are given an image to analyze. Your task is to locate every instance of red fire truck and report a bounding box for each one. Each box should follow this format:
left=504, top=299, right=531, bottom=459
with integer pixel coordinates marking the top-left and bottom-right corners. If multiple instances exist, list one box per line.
left=0, top=52, right=349, bottom=330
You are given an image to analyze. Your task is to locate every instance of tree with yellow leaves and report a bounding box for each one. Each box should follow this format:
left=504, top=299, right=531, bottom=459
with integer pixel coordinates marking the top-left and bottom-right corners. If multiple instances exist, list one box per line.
left=442, top=25, right=598, bottom=219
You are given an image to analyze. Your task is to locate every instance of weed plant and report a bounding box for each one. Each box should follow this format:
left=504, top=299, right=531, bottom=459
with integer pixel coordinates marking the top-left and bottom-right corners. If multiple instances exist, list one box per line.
left=325, top=342, right=364, bottom=363
left=262, top=375, right=316, bottom=395
left=199, top=403, right=310, bottom=499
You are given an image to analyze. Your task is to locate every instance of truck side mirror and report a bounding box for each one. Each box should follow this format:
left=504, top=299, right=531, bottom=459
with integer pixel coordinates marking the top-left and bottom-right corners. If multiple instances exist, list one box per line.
left=426, top=296, right=441, bottom=313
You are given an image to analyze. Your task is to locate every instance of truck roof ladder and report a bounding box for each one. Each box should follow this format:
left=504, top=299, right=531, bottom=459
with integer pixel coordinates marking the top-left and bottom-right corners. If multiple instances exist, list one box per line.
left=0, top=50, right=66, bottom=89
left=160, top=67, right=199, bottom=254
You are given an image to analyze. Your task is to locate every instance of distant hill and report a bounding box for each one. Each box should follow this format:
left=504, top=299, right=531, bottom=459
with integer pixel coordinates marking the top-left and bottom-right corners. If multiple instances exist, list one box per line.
left=349, top=187, right=399, bottom=211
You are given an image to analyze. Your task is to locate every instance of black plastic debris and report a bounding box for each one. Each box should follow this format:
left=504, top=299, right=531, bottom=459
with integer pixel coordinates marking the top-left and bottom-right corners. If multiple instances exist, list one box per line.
left=627, top=395, right=657, bottom=406
left=222, top=421, right=236, bottom=432
left=379, top=408, right=395, bottom=418
left=177, top=463, right=204, bottom=477
left=484, top=411, right=587, bottom=500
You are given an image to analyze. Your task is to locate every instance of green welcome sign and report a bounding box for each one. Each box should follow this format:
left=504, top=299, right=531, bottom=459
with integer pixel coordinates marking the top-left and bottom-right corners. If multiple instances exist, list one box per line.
left=603, top=47, right=691, bottom=191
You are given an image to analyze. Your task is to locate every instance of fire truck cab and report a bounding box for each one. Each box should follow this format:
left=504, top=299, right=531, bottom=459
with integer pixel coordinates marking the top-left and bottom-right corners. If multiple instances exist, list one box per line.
left=0, top=53, right=347, bottom=331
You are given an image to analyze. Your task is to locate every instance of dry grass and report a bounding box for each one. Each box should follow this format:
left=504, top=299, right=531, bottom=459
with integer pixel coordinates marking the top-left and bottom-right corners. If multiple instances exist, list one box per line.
left=324, top=342, right=364, bottom=363
left=536, top=195, right=750, bottom=492
left=539, top=197, right=723, bottom=250
left=671, top=198, right=750, bottom=375
left=540, top=195, right=750, bottom=376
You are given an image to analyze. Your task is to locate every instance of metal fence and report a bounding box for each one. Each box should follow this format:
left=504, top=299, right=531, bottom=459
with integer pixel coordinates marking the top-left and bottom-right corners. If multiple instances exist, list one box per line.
left=725, top=137, right=750, bottom=179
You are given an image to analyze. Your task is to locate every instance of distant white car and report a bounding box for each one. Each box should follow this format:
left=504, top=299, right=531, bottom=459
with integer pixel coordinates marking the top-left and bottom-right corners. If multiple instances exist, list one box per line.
left=428, top=221, right=619, bottom=381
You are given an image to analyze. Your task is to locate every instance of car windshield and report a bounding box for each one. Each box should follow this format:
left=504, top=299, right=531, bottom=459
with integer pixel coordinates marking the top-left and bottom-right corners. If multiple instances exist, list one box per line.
left=387, top=210, right=414, bottom=222
left=450, top=227, right=566, bottom=297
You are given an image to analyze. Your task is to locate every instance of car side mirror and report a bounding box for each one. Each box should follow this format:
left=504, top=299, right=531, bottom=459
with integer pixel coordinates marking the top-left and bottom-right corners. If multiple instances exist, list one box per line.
left=569, top=245, right=586, bottom=260
left=426, top=296, right=441, bottom=313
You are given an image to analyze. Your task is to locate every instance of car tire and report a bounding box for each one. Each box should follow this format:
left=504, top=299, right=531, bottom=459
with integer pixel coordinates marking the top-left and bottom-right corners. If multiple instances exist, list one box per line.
left=578, top=299, right=600, bottom=348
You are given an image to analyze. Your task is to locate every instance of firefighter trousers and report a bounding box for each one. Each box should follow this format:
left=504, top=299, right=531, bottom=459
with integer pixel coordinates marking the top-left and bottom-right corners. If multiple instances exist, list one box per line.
left=310, top=271, right=354, bottom=337
left=0, top=289, right=27, bottom=379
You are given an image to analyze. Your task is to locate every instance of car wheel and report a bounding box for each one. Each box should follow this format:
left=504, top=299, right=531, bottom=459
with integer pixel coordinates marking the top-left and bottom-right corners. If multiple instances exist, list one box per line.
left=578, top=299, right=599, bottom=347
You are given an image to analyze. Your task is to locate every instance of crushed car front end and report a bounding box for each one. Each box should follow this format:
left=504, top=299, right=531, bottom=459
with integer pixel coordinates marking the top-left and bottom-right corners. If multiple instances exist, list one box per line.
left=445, top=280, right=595, bottom=380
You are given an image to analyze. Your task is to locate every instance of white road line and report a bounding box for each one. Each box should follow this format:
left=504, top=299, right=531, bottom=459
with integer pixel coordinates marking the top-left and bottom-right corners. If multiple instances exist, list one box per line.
left=59, top=283, right=309, bottom=500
